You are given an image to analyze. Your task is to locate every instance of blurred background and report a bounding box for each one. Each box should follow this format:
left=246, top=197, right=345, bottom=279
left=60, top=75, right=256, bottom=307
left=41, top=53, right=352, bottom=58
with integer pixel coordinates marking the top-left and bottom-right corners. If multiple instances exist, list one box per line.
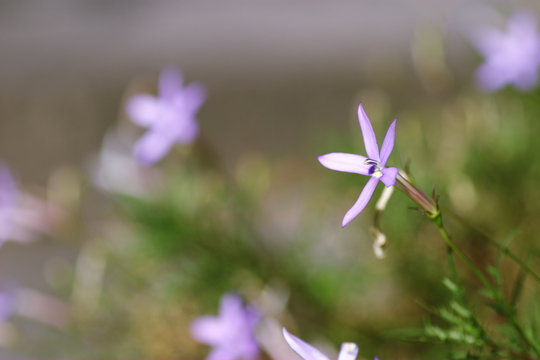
left=2, top=0, right=537, bottom=176
left=1, top=0, right=540, bottom=359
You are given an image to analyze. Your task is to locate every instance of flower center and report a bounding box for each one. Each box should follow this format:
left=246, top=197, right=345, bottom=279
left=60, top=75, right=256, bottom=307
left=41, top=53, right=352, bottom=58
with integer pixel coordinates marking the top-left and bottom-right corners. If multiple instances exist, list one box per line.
left=365, top=158, right=383, bottom=178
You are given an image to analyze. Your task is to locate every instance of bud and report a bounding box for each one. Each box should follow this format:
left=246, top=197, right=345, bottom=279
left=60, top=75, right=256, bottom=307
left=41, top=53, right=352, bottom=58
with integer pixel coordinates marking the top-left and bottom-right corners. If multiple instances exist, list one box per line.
left=395, top=170, right=440, bottom=220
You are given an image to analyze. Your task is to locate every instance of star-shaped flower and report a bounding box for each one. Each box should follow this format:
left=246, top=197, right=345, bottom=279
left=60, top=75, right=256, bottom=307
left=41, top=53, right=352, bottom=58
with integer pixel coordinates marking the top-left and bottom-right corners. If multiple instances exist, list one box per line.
left=283, top=328, right=376, bottom=360
left=191, top=293, right=260, bottom=360
left=126, top=67, right=206, bottom=165
left=318, top=104, right=398, bottom=227
left=474, top=11, right=540, bottom=92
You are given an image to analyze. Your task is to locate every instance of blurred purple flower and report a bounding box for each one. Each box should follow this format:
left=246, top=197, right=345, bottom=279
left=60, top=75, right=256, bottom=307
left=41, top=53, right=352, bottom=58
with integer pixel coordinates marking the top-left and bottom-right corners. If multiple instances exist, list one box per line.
left=474, top=11, right=540, bottom=92
left=282, top=328, right=360, bottom=360
left=191, top=293, right=260, bottom=360
left=126, top=68, right=206, bottom=165
left=318, top=104, right=397, bottom=227
left=0, top=292, right=12, bottom=322
left=0, top=164, right=52, bottom=245
left=0, top=165, right=18, bottom=243
left=0, top=282, right=15, bottom=322
left=91, top=129, right=162, bottom=196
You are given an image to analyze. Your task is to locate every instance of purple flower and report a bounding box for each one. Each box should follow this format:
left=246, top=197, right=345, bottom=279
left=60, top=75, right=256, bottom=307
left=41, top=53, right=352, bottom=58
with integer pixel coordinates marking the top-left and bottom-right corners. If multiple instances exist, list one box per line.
left=0, top=292, right=13, bottom=321
left=318, top=104, right=398, bottom=227
left=0, top=282, right=15, bottom=322
left=126, top=68, right=206, bottom=165
left=474, top=11, right=540, bottom=92
left=0, top=164, right=18, bottom=243
left=282, top=328, right=359, bottom=360
left=0, top=164, right=52, bottom=245
left=191, top=293, right=260, bottom=360
left=91, top=129, right=162, bottom=195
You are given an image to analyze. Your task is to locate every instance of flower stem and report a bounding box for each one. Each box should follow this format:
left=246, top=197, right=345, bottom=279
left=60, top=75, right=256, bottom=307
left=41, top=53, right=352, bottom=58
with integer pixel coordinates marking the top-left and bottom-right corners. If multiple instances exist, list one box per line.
left=444, top=208, right=540, bottom=286
left=395, top=171, right=540, bottom=358
left=431, top=211, right=540, bottom=358
left=430, top=213, right=493, bottom=291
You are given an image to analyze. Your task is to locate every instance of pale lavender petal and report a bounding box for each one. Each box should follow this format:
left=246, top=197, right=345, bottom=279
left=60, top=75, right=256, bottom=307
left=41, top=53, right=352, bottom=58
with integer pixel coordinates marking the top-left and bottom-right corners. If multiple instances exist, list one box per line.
left=380, top=167, right=398, bottom=187
left=219, top=293, right=245, bottom=324
left=473, top=29, right=503, bottom=56
left=244, top=304, right=261, bottom=329
left=514, top=67, right=539, bottom=90
left=206, top=346, right=238, bottom=360
left=173, top=119, right=199, bottom=145
left=509, top=12, right=538, bottom=36
left=318, top=153, right=370, bottom=175
left=0, top=283, right=15, bottom=322
left=126, top=95, right=160, bottom=127
left=475, top=64, right=508, bottom=92
left=192, top=293, right=259, bottom=360
left=342, top=177, right=379, bottom=227
left=0, top=164, right=17, bottom=208
left=159, top=67, right=183, bottom=100
left=191, top=316, right=226, bottom=345
left=357, top=104, right=379, bottom=160
left=282, top=328, right=330, bottom=360
left=379, top=119, right=396, bottom=166
left=235, top=337, right=259, bottom=360
left=0, top=294, right=12, bottom=321
left=133, top=131, right=175, bottom=165
left=337, top=343, right=359, bottom=360
left=183, top=83, right=207, bottom=113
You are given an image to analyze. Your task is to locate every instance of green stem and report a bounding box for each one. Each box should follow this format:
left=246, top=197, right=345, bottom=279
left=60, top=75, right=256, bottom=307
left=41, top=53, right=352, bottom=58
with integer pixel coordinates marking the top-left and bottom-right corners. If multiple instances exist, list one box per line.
left=446, top=209, right=540, bottom=287
left=433, top=214, right=540, bottom=359
left=395, top=171, right=540, bottom=358
left=487, top=236, right=540, bottom=285
left=509, top=314, right=540, bottom=358
left=431, top=213, right=493, bottom=291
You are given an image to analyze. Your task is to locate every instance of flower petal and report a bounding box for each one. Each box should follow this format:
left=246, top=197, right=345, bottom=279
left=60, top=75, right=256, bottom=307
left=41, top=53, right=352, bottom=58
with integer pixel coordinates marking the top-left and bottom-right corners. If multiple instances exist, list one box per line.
left=282, top=328, right=330, bottom=360
left=514, top=67, right=540, bottom=90
left=206, top=346, right=238, bottom=360
left=0, top=164, right=17, bottom=208
left=475, top=64, right=508, bottom=92
left=219, top=293, right=245, bottom=324
left=318, top=153, right=370, bottom=175
left=183, top=83, right=206, bottom=113
left=380, top=167, right=398, bottom=187
left=126, top=95, right=160, bottom=127
left=379, top=119, right=396, bottom=166
left=133, top=131, right=175, bottom=165
left=159, top=67, right=183, bottom=100
left=174, top=118, right=199, bottom=144
left=342, top=177, right=379, bottom=227
left=191, top=316, right=226, bottom=345
left=509, top=12, right=538, bottom=37
left=337, top=343, right=359, bottom=360
left=357, top=104, right=379, bottom=160
left=473, top=28, right=504, bottom=56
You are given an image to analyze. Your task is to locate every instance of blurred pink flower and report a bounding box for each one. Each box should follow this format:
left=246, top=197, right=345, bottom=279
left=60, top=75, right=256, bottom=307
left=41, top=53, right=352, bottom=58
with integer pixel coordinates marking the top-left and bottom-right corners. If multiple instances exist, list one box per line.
left=191, top=293, right=260, bottom=360
left=474, top=11, right=540, bottom=91
left=126, top=68, right=205, bottom=165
